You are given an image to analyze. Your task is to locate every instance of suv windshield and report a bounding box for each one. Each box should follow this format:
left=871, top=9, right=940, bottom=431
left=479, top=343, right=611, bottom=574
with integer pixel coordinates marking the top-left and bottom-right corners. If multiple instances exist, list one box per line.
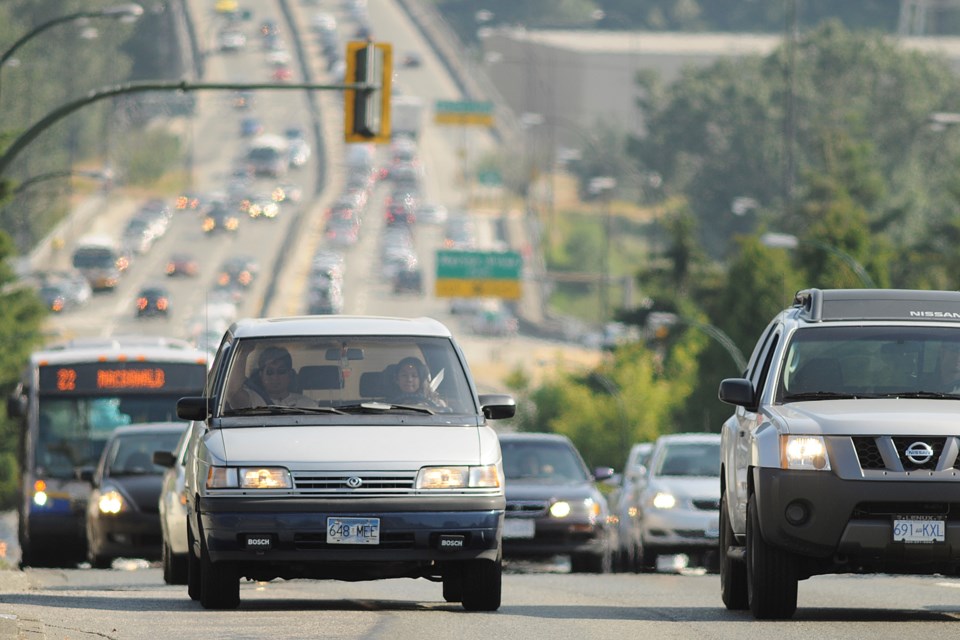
left=219, top=336, right=476, bottom=416
left=777, top=326, right=960, bottom=401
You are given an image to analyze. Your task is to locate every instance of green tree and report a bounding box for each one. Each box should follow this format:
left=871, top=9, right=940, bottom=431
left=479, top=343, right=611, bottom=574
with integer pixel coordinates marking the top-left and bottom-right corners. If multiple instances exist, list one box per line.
left=0, top=232, right=46, bottom=507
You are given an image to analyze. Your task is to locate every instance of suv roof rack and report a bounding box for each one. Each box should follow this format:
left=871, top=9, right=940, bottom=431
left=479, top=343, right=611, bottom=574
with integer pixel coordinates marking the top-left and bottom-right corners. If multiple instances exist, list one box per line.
left=793, top=288, right=960, bottom=323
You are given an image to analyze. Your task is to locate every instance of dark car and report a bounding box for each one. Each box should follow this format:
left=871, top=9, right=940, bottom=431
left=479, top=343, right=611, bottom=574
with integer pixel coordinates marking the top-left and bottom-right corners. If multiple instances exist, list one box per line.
left=393, top=266, right=423, bottom=295
left=203, top=202, right=240, bottom=234
left=135, top=285, right=170, bottom=318
left=84, top=423, right=187, bottom=568
left=216, top=255, right=259, bottom=289
left=499, top=433, right=616, bottom=573
left=165, top=252, right=199, bottom=277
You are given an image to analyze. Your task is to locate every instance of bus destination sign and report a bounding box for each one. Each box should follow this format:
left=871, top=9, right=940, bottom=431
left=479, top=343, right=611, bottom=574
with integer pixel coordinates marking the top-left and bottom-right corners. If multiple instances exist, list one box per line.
left=39, top=363, right=206, bottom=394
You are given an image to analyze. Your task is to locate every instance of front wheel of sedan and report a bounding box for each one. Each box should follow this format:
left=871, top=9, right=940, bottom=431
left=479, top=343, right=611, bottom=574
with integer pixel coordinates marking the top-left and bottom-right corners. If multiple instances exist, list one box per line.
left=460, top=558, right=501, bottom=612
left=199, top=536, right=240, bottom=610
left=186, top=525, right=201, bottom=601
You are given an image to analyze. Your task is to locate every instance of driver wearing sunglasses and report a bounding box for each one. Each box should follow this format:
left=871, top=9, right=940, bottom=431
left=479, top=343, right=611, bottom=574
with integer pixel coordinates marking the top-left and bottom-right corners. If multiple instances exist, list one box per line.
left=232, top=346, right=315, bottom=408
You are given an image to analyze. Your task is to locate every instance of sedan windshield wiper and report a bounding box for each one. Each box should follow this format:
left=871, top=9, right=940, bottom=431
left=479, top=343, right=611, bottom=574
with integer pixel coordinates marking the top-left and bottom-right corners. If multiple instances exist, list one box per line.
left=224, top=405, right=346, bottom=416
left=335, top=402, right=435, bottom=415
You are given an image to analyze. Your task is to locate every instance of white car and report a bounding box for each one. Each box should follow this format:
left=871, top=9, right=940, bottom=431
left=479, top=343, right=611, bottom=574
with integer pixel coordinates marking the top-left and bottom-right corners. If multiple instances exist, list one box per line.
left=154, top=424, right=197, bottom=584
left=176, top=316, right=516, bottom=610
left=635, top=433, right=721, bottom=572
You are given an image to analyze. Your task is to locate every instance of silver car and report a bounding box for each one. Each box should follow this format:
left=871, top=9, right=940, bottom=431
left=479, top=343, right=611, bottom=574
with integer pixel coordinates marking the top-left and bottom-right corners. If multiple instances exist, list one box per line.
left=154, top=423, right=199, bottom=585
left=636, top=433, right=720, bottom=572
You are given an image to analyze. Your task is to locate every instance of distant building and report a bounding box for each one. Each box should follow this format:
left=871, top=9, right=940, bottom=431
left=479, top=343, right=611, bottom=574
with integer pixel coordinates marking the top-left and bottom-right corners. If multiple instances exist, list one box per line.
left=479, top=28, right=960, bottom=149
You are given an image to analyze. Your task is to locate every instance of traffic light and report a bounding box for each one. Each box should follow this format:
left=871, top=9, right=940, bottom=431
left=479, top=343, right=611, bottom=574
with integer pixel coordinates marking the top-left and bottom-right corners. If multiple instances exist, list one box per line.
left=343, top=41, right=392, bottom=143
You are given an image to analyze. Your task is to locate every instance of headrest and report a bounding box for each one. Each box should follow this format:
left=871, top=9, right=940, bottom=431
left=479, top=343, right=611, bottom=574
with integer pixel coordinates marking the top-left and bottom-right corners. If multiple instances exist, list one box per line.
left=298, top=365, right=343, bottom=390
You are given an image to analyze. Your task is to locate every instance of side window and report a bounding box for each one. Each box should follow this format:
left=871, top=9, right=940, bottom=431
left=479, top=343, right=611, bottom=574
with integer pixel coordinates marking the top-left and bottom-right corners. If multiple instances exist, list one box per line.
left=743, top=320, right=778, bottom=380
left=752, top=331, right=781, bottom=400
left=205, top=335, right=233, bottom=397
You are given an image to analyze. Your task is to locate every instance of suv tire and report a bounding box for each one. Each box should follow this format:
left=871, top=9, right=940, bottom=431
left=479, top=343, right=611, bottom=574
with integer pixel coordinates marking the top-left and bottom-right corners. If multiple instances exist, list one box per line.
left=746, top=494, right=797, bottom=619
left=460, top=558, right=502, bottom=611
left=442, top=563, right=463, bottom=603
left=720, top=495, right=748, bottom=609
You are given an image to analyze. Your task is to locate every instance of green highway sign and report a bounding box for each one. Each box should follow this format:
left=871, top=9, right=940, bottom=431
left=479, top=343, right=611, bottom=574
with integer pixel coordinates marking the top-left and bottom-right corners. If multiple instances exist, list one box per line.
left=435, top=250, right=523, bottom=299
left=434, top=100, right=495, bottom=127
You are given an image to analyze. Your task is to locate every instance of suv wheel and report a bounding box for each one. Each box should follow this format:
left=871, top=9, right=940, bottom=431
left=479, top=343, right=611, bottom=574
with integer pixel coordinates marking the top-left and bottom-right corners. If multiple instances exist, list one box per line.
left=199, top=535, right=240, bottom=610
left=460, top=558, right=501, bottom=611
left=720, top=495, right=748, bottom=609
left=746, top=495, right=797, bottom=619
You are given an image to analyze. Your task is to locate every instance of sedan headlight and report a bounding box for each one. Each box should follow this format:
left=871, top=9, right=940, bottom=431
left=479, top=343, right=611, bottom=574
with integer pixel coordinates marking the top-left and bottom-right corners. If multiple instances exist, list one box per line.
left=550, top=501, right=571, bottom=518
left=652, top=492, right=677, bottom=509
left=98, top=489, right=126, bottom=515
left=417, top=464, right=501, bottom=489
left=781, top=435, right=831, bottom=470
left=206, top=466, right=292, bottom=489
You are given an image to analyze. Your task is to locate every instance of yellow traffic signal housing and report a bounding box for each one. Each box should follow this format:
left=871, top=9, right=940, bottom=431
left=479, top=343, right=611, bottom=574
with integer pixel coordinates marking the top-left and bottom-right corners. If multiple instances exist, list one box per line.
left=343, top=41, right=392, bottom=143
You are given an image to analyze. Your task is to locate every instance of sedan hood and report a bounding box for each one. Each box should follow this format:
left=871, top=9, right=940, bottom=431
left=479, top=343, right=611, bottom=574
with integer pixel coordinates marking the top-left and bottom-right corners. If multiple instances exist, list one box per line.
left=645, top=476, right=719, bottom=500
left=215, top=425, right=486, bottom=467
left=505, top=480, right=598, bottom=503
left=767, top=399, right=960, bottom=436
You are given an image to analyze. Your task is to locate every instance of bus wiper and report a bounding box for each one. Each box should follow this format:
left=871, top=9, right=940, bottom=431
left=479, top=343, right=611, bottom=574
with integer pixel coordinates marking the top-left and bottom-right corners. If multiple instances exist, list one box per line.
left=225, top=405, right=346, bottom=416
left=336, top=402, right=435, bottom=415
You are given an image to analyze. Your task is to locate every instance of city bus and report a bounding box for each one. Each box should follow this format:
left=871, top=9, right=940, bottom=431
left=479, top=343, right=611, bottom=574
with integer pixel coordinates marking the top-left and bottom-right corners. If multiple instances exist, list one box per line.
left=6, top=337, right=209, bottom=567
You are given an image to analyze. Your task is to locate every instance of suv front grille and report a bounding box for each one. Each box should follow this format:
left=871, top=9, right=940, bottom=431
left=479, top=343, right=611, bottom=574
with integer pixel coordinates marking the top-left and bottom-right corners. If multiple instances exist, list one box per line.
left=852, top=436, right=954, bottom=472
left=292, top=471, right=417, bottom=495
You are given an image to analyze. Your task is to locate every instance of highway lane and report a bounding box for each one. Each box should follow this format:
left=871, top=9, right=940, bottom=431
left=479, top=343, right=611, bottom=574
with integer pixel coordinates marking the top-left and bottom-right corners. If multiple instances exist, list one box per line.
left=3, top=563, right=960, bottom=639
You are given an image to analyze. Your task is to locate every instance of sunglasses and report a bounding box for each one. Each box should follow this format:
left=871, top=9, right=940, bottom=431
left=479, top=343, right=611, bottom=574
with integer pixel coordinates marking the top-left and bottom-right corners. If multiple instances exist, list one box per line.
left=263, top=367, right=291, bottom=376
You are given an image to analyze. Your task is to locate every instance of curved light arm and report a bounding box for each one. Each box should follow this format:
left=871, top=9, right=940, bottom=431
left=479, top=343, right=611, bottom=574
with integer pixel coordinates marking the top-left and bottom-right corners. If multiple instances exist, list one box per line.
left=1, top=4, right=143, bottom=69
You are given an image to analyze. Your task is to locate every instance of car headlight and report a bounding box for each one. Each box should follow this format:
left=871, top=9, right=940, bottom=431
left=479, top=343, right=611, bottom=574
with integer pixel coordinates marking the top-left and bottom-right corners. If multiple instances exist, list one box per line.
left=652, top=492, right=677, bottom=509
left=417, top=464, right=501, bottom=489
left=550, top=501, right=571, bottom=518
left=781, top=435, right=831, bottom=470
left=98, top=489, right=126, bottom=515
left=206, top=466, right=292, bottom=489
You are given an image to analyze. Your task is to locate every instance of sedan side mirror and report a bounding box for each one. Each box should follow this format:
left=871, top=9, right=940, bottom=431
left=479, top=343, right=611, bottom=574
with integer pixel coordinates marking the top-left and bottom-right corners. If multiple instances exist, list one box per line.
left=593, top=466, right=615, bottom=481
left=153, top=450, right=177, bottom=468
left=177, top=396, right=213, bottom=421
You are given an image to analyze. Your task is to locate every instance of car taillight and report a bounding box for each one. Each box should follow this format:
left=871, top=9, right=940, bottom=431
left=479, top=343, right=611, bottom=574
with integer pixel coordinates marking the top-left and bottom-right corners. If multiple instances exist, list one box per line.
left=156, top=298, right=169, bottom=311
left=218, top=273, right=230, bottom=286
left=51, top=299, right=64, bottom=312
left=137, top=298, right=147, bottom=310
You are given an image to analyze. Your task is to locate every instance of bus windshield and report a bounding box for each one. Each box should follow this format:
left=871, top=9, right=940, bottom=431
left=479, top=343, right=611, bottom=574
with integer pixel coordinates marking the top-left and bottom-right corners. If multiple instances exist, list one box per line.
left=36, top=393, right=186, bottom=478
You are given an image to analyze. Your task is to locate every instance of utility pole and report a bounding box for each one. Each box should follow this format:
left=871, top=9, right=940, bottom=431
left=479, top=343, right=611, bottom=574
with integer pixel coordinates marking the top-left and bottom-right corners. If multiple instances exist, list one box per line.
left=783, top=0, right=798, bottom=225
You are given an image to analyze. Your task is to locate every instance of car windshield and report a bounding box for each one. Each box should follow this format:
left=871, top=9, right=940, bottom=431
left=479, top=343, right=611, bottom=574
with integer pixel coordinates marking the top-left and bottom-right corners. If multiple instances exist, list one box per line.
left=777, top=326, right=960, bottom=401
left=654, top=442, right=720, bottom=477
left=219, top=336, right=476, bottom=417
left=501, top=441, right=589, bottom=483
left=103, top=429, right=184, bottom=476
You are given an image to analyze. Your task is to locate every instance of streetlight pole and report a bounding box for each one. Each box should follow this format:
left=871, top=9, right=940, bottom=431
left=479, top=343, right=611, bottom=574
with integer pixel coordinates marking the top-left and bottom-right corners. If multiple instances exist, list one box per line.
left=0, top=4, right=144, bottom=102
left=589, top=176, right=617, bottom=323
left=760, top=232, right=876, bottom=288
left=0, top=79, right=374, bottom=179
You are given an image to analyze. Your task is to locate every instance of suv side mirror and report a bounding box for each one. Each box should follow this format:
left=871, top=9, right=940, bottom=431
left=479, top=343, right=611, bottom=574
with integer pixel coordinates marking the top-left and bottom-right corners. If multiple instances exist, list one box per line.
left=177, top=396, right=213, bottom=421
left=6, top=393, right=25, bottom=419
left=594, top=466, right=615, bottom=481
left=718, top=378, right=755, bottom=408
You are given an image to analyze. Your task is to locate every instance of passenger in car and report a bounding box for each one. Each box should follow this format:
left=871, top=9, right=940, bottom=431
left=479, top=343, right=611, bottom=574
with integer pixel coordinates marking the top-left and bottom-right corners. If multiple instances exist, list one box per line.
left=391, top=356, right=446, bottom=408
left=231, top=346, right=315, bottom=408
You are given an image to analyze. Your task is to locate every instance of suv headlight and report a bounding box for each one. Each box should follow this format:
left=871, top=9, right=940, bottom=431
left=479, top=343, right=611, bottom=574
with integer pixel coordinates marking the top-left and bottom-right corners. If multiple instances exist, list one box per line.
left=417, top=464, right=502, bottom=489
left=207, top=466, right=292, bottom=489
left=781, top=435, right=831, bottom=471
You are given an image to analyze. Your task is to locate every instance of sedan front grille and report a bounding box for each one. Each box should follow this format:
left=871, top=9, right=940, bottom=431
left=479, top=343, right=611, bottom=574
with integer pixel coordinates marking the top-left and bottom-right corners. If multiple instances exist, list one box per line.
left=291, top=471, right=417, bottom=495
left=505, top=500, right=548, bottom=517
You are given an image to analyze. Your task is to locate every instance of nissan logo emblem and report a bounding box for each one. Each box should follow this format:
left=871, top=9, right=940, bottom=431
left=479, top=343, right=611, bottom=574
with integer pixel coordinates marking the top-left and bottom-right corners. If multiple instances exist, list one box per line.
left=346, top=476, right=363, bottom=488
left=905, top=442, right=935, bottom=465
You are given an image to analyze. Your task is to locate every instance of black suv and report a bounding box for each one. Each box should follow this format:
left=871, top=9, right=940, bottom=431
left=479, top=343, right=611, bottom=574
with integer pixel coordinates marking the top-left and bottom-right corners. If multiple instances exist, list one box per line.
left=718, top=288, right=960, bottom=619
